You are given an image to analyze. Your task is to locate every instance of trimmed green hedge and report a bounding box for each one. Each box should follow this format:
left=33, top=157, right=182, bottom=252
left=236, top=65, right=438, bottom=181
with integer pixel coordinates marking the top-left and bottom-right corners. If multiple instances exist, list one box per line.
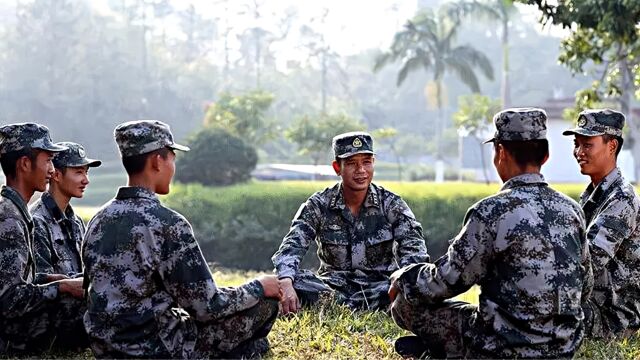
left=164, top=181, right=585, bottom=271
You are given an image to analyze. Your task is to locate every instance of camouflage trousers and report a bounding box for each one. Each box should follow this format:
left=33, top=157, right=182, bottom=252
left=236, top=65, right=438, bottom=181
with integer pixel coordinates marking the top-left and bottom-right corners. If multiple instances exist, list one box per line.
left=292, top=269, right=391, bottom=311
left=583, top=299, right=640, bottom=339
left=90, top=299, right=279, bottom=359
left=391, top=295, right=476, bottom=358
left=0, top=294, right=87, bottom=354
left=193, top=298, right=279, bottom=358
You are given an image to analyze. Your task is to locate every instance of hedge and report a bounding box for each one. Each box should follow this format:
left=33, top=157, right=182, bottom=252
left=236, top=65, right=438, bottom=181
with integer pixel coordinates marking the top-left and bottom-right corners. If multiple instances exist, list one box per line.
left=164, top=181, right=585, bottom=271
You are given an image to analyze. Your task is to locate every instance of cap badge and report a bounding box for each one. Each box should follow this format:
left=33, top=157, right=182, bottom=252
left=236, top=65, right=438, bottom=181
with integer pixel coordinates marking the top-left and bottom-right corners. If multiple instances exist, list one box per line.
left=577, top=118, right=587, bottom=127
left=78, top=147, right=86, bottom=157
left=352, top=138, right=362, bottom=148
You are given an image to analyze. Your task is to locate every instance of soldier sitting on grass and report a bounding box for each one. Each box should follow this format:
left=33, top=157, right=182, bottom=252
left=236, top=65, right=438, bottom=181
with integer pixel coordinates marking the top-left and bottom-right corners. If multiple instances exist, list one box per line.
left=563, top=109, right=640, bottom=338
left=30, top=142, right=101, bottom=278
left=82, top=120, right=282, bottom=359
left=272, top=131, right=429, bottom=313
left=389, top=108, right=593, bottom=358
left=0, top=123, right=87, bottom=354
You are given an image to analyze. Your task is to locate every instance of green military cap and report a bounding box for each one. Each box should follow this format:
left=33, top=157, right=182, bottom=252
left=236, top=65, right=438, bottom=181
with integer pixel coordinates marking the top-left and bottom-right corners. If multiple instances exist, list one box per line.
left=0, top=122, right=67, bottom=155
left=332, top=131, right=374, bottom=159
left=114, top=120, right=190, bottom=157
left=52, top=142, right=102, bottom=169
left=484, top=108, right=547, bottom=144
left=562, top=108, right=625, bottom=137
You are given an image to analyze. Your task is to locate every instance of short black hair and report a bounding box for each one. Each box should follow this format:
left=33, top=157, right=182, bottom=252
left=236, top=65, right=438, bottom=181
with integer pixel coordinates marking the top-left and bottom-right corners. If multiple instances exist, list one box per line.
left=122, top=147, right=172, bottom=176
left=602, top=134, right=623, bottom=157
left=494, top=139, right=549, bottom=168
left=0, top=148, right=39, bottom=179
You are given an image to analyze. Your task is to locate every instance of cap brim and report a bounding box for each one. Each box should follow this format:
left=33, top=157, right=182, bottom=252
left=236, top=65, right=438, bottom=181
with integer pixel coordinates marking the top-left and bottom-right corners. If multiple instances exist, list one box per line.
left=36, top=143, right=68, bottom=152
left=337, top=150, right=374, bottom=159
left=168, top=143, right=190, bottom=152
left=483, top=138, right=496, bottom=144
left=57, top=159, right=103, bottom=168
left=562, top=128, right=604, bottom=137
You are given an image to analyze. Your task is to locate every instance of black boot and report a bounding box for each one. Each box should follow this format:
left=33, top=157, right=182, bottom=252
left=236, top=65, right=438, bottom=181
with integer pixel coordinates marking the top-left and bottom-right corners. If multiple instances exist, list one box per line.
left=394, top=335, right=429, bottom=359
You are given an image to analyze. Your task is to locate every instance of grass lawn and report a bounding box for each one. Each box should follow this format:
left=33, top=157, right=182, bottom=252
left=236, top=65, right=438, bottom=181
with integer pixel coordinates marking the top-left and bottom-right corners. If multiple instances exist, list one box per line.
left=38, top=269, right=640, bottom=359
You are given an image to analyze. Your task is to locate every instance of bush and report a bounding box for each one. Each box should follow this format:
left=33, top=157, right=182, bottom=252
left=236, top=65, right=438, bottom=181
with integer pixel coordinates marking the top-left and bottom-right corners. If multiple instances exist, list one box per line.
left=165, top=181, right=585, bottom=271
left=175, top=128, right=258, bottom=186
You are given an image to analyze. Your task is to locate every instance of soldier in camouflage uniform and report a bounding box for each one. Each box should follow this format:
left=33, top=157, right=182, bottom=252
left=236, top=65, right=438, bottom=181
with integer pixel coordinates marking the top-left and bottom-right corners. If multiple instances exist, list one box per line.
left=30, top=142, right=102, bottom=277
left=272, top=132, right=428, bottom=313
left=82, top=120, right=282, bottom=358
left=563, top=109, right=640, bottom=338
left=389, top=108, right=593, bottom=358
left=0, top=123, right=87, bottom=354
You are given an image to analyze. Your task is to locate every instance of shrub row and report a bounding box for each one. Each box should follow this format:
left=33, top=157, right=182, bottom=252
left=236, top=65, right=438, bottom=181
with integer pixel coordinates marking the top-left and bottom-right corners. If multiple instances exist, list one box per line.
left=164, top=181, right=585, bottom=271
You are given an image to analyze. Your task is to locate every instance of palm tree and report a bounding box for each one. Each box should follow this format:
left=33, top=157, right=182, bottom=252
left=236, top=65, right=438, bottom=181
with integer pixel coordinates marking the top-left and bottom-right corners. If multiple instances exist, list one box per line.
left=457, top=0, right=517, bottom=108
left=374, top=4, right=494, bottom=175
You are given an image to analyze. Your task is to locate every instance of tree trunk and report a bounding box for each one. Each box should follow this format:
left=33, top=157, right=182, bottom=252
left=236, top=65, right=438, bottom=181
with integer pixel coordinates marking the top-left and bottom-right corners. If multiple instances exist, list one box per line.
left=620, top=56, right=640, bottom=182
left=321, top=50, right=327, bottom=114
left=501, top=18, right=510, bottom=108
left=435, top=79, right=444, bottom=183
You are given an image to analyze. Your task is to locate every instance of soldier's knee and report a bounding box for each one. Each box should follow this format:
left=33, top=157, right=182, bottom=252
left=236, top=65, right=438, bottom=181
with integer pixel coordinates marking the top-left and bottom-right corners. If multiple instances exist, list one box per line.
left=391, top=296, right=415, bottom=331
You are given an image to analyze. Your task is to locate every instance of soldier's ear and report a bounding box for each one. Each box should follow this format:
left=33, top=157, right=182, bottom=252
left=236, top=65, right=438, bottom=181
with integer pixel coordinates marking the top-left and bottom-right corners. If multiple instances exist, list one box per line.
left=16, top=155, right=31, bottom=175
left=51, top=168, right=63, bottom=183
left=332, top=160, right=341, bottom=176
left=149, top=153, right=162, bottom=172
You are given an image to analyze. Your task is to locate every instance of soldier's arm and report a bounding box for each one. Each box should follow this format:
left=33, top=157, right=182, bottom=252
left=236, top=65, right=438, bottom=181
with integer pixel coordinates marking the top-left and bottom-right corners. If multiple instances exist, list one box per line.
left=388, top=198, right=429, bottom=267
left=271, top=199, right=321, bottom=280
left=158, top=216, right=264, bottom=322
left=32, top=216, right=57, bottom=276
left=393, top=207, right=492, bottom=305
left=586, top=196, right=638, bottom=276
left=0, top=218, right=59, bottom=318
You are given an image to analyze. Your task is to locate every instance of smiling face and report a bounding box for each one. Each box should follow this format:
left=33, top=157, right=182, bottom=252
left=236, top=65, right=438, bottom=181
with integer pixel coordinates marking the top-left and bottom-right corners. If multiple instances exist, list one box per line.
left=25, top=150, right=55, bottom=193
left=333, top=153, right=375, bottom=193
left=53, top=165, right=90, bottom=199
left=573, top=135, right=617, bottom=179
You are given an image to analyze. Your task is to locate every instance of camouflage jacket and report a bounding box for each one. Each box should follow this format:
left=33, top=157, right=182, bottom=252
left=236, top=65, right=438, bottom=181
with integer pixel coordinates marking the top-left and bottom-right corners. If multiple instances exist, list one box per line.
left=0, top=186, right=59, bottom=321
left=30, top=192, right=85, bottom=277
left=580, top=167, right=640, bottom=331
left=272, top=182, right=428, bottom=284
left=82, top=187, right=266, bottom=358
left=393, top=173, right=593, bottom=358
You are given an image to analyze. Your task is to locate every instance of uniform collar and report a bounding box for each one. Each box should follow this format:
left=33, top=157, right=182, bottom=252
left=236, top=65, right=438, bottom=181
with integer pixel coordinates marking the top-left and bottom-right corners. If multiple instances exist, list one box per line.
left=500, top=173, right=547, bottom=191
left=329, top=183, right=380, bottom=210
left=41, top=191, right=75, bottom=223
left=581, top=167, right=623, bottom=205
left=1, top=185, right=32, bottom=225
left=115, top=186, right=159, bottom=202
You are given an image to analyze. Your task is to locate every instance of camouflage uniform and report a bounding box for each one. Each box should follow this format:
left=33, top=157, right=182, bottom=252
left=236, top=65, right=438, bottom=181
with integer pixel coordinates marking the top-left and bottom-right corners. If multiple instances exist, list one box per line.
left=272, top=132, right=428, bottom=310
left=82, top=120, right=278, bottom=358
left=0, top=123, right=86, bottom=354
left=30, top=142, right=101, bottom=277
left=391, top=108, right=593, bottom=358
left=563, top=109, right=640, bottom=338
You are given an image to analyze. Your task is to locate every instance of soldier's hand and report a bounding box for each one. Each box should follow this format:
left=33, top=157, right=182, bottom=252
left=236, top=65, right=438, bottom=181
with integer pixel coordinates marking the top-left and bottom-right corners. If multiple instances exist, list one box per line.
left=257, top=275, right=282, bottom=300
left=388, top=279, right=399, bottom=302
left=46, top=274, right=69, bottom=282
left=279, top=278, right=300, bottom=315
left=57, top=278, right=84, bottom=298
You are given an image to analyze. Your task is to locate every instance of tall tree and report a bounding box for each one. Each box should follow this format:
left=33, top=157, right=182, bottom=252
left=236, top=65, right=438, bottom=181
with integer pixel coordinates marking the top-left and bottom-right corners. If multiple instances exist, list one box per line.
left=458, top=0, right=517, bottom=107
left=518, top=0, right=640, bottom=178
left=374, top=4, right=494, bottom=170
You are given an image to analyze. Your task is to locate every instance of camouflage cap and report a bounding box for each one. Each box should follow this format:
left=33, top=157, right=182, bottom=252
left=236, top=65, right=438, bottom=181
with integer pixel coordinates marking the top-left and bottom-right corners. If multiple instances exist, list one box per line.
left=562, top=108, right=625, bottom=137
left=0, top=122, right=67, bottom=155
left=332, top=131, right=374, bottom=159
left=114, top=120, right=190, bottom=157
left=484, top=108, right=547, bottom=144
left=52, top=142, right=102, bottom=169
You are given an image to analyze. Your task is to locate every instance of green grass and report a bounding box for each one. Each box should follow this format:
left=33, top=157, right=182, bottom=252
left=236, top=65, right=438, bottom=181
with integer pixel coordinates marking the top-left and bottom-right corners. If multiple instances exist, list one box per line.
left=36, top=268, right=640, bottom=359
